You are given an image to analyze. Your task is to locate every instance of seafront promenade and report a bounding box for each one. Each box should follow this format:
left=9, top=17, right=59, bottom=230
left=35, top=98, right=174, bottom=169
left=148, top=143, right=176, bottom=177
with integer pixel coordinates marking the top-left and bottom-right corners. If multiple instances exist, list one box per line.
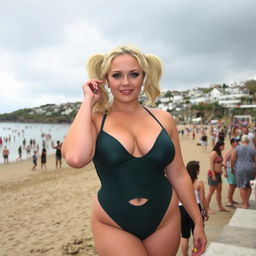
left=205, top=191, right=256, bottom=255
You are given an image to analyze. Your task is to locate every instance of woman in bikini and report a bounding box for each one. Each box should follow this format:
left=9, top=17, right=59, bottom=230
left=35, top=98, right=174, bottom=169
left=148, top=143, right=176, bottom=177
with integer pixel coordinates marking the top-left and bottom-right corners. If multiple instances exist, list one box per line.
left=206, top=140, right=229, bottom=214
left=62, top=45, right=206, bottom=256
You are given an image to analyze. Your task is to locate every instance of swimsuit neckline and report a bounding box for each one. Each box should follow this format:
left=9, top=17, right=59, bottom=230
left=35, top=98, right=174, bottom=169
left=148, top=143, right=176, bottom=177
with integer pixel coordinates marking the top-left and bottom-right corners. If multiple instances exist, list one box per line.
left=100, top=128, right=166, bottom=159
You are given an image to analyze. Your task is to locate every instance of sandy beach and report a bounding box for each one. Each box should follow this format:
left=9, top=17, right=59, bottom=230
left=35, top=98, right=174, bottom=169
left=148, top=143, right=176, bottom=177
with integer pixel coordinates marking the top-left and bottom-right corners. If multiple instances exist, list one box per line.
left=0, top=131, right=240, bottom=256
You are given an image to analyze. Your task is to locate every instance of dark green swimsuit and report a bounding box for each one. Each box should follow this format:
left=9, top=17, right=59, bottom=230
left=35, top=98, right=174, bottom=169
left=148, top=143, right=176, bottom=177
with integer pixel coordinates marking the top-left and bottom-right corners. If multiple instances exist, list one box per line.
left=93, top=107, right=175, bottom=240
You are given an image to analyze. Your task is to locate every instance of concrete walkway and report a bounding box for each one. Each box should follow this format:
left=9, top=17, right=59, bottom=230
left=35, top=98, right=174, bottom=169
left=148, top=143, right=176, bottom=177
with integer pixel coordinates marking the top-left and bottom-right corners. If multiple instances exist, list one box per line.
left=205, top=194, right=256, bottom=255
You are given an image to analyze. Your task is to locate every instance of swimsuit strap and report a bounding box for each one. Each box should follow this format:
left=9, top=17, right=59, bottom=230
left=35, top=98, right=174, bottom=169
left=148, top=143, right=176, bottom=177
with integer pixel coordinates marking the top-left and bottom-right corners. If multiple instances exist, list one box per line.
left=143, top=106, right=164, bottom=128
left=100, top=113, right=108, bottom=131
left=100, top=107, right=163, bottom=131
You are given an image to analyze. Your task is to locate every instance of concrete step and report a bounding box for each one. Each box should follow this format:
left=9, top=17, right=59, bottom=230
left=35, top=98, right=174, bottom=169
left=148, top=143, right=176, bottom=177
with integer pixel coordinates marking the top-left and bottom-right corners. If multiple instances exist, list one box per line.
left=205, top=242, right=256, bottom=256
left=215, top=225, right=256, bottom=249
left=228, top=208, right=256, bottom=229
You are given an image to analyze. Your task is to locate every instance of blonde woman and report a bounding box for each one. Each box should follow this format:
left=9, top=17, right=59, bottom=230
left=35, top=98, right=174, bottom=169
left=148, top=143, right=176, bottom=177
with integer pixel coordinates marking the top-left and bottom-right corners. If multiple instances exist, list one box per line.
left=62, top=45, right=206, bottom=256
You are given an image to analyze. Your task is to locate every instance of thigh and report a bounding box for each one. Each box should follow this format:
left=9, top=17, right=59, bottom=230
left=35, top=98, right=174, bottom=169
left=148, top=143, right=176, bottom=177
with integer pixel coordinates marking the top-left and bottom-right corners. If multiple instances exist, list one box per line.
left=91, top=217, right=148, bottom=256
left=143, top=193, right=181, bottom=256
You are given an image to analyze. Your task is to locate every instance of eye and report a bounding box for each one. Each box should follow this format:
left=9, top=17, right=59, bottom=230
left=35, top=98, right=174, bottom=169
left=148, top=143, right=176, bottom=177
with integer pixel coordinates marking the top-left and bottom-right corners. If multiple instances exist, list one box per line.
left=112, top=73, right=121, bottom=79
left=130, top=72, right=140, bottom=78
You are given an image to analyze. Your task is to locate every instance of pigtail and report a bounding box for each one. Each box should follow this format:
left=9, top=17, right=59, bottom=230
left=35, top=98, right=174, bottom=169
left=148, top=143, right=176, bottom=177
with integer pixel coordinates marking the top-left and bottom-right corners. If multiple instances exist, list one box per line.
left=144, top=54, right=162, bottom=106
left=86, top=54, right=110, bottom=112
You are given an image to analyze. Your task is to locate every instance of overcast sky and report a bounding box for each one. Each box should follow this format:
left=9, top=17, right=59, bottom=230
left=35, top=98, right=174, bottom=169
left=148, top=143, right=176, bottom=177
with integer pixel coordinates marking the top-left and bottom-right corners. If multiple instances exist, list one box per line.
left=0, top=0, right=255, bottom=114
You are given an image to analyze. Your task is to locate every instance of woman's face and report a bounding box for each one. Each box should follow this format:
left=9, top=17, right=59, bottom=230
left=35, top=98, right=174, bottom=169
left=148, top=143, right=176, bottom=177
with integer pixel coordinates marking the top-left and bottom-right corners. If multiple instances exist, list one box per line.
left=106, top=54, right=144, bottom=103
left=220, top=144, right=225, bottom=151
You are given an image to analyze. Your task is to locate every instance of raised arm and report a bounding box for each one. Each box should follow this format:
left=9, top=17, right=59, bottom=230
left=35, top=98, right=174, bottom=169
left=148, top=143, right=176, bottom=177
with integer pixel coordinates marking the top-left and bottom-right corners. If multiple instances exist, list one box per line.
left=62, top=80, right=102, bottom=168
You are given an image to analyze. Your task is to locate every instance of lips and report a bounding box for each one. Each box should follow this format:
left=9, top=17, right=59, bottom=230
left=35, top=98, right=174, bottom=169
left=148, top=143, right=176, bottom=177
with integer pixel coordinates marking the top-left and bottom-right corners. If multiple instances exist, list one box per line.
left=120, top=89, right=134, bottom=95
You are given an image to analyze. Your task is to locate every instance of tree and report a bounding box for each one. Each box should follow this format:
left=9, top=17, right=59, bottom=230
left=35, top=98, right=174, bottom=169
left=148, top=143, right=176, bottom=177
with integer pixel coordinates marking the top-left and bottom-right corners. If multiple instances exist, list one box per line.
left=244, top=79, right=256, bottom=95
left=164, top=90, right=173, bottom=98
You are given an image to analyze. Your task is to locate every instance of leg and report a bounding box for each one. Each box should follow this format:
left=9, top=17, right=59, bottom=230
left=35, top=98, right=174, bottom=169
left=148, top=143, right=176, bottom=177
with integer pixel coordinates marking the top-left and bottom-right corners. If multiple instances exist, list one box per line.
left=246, top=187, right=252, bottom=207
left=180, top=238, right=189, bottom=256
left=226, top=184, right=236, bottom=207
left=143, top=202, right=181, bottom=256
left=239, top=188, right=248, bottom=208
left=91, top=219, right=149, bottom=256
left=206, top=185, right=216, bottom=214
left=216, top=183, right=228, bottom=211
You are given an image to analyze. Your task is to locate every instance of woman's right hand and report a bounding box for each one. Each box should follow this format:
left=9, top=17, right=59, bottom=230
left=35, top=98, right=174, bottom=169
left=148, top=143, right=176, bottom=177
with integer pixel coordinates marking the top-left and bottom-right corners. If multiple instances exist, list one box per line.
left=82, top=79, right=103, bottom=104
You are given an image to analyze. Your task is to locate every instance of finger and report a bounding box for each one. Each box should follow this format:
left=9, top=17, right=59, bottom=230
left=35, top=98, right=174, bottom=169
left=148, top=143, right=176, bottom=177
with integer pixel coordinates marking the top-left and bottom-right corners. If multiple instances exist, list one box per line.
left=89, top=83, right=99, bottom=94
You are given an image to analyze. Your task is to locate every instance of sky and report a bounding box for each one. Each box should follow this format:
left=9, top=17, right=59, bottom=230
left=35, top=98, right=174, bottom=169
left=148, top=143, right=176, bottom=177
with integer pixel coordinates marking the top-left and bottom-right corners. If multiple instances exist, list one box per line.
left=0, top=0, right=256, bottom=114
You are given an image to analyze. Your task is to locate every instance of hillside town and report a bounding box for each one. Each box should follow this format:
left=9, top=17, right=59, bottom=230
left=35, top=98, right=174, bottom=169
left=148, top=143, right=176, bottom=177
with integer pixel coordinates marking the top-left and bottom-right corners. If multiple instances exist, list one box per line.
left=0, top=80, right=255, bottom=124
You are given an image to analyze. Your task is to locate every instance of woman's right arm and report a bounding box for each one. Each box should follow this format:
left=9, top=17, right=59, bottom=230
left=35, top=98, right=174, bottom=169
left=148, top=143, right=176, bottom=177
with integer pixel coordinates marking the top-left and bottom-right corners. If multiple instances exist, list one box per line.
left=230, top=149, right=237, bottom=174
left=62, top=80, right=102, bottom=168
left=223, top=150, right=230, bottom=178
left=199, top=181, right=209, bottom=221
left=209, top=151, right=217, bottom=180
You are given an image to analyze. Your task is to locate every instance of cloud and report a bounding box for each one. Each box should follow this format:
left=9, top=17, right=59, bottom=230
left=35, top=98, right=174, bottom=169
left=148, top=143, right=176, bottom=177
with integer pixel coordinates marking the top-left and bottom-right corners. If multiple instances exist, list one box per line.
left=0, top=0, right=256, bottom=113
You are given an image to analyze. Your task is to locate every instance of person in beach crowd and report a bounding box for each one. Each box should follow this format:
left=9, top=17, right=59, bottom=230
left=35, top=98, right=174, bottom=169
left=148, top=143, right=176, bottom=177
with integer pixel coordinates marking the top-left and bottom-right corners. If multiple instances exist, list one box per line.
left=26, top=144, right=31, bottom=158
left=179, top=161, right=209, bottom=256
left=231, top=135, right=256, bottom=209
left=200, top=131, right=208, bottom=152
left=2, top=146, right=10, bottom=164
left=223, top=138, right=239, bottom=208
left=206, top=141, right=229, bottom=214
left=41, top=147, right=47, bottom=170
left=42, top=140, right=46, bottom=149
left=22, top=138, right=26, bottom=148
left=52, top=140, right=62, bottom=168
left=242, top=126, right=256, bottom=149
left=0, top=136, right=3, bottom=147
left=209, top=126, right=216, bottom=147
left=16, top=145, right=22, bottom=161
left=32, top=151, right=38, bottom=170
left=192, top=129, right=196, bottom=140
left=218, top=129, right=225, bottom=142
left=61, top=45, right=207, bottom=256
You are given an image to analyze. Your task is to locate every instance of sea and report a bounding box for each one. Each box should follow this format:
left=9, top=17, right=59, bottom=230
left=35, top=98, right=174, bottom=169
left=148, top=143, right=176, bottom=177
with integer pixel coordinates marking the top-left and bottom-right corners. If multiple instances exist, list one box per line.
left=0, top=122, right=70, bottom=164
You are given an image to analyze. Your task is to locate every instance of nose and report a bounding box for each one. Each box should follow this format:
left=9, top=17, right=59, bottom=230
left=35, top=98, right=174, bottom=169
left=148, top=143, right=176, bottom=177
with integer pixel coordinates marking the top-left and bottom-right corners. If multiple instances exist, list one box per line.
left=121, top=75, right=130, bottom=86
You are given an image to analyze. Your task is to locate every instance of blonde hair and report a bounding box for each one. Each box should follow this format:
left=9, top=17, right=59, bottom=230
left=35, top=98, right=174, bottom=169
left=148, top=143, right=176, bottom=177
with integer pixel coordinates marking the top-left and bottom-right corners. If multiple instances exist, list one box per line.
left=86, top=45, right=162, bottom=112
left=241, top=134, right=249, bottom=143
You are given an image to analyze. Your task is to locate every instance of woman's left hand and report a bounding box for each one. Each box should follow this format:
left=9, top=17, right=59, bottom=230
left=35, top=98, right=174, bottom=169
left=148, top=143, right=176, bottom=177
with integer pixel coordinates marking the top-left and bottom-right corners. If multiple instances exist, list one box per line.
left=192, top=223, right=207, bottom=255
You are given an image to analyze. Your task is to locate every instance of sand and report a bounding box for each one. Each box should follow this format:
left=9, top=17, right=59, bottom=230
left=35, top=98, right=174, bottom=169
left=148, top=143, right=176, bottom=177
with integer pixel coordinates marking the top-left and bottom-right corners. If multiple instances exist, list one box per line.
left=0, top=131, right=240, bottom=256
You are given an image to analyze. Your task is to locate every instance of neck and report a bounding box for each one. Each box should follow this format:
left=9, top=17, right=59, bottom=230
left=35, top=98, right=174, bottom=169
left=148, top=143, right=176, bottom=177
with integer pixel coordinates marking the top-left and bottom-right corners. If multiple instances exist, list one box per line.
left=110, top=101, right=143, bottom=113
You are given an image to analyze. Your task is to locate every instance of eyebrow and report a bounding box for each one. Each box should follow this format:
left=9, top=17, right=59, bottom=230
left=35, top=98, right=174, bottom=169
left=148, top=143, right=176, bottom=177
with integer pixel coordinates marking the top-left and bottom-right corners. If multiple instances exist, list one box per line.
left=110, top=69, right=141, bottom=73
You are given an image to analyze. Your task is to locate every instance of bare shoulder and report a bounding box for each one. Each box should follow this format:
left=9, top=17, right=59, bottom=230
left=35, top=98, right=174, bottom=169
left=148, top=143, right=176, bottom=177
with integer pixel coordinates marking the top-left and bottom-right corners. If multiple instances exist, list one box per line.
left=92, top=111, right=105, bottom=132
left=146, top=107, right=176, bottom=132
left=198, top=179, right=205, bottom=188
left=210, top=150, right=217, bottom=157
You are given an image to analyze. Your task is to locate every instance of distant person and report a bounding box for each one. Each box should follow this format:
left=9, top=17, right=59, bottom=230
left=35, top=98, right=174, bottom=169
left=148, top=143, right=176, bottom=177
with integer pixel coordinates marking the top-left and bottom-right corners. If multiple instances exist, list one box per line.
left=2, top=146, right=10, bottom=164
left=242, top=126, right=256, bottom=149
left=32, top=151, right=38, bottom=170
left=179, top=161, right=209, bottom=256
left=231, top=135, right=256, bottom=208
left=41, top=148, right=47, bottom=169
left=52, top=140, right=62, bottom=168
left=223, top=138, right=239, bottom=208
left=200, top=132, right=208, bottom=152
left=26, top=144, right=31, bottom=158
left=16, top=145, right=22, bottom=161
left=206, top=141, right=229, bottom=214
left=192, top=130, right=196, bottom=140
left=209, top=126, right=215, bottom=147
